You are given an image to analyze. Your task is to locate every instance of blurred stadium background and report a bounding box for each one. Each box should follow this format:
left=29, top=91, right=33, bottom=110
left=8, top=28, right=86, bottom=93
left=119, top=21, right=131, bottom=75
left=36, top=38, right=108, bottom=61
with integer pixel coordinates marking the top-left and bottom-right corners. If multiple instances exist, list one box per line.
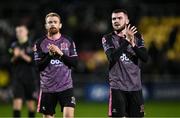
left=0, top=0, right=180, bottom=117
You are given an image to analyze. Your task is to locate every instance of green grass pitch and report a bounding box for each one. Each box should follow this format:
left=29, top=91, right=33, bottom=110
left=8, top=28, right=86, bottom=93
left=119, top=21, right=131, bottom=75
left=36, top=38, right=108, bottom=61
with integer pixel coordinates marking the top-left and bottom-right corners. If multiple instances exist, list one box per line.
left=0, top=100, right=180, bottom=117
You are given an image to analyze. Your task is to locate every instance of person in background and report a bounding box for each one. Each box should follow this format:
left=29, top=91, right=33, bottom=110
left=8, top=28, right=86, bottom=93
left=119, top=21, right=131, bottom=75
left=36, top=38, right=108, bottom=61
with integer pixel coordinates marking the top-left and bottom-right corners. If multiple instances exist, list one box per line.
left=10, top=25, right=37, bottom=118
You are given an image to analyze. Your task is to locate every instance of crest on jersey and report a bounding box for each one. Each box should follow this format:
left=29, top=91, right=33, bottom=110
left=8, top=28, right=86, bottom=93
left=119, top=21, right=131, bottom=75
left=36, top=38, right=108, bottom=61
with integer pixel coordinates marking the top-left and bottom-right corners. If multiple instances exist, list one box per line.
left=60, top=43, right=68, bottom=50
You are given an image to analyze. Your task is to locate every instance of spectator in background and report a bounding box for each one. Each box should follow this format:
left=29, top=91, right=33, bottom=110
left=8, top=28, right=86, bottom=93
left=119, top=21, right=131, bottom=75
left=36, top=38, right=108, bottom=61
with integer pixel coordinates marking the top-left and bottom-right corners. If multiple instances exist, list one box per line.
left=102, top=9, right=148, bottom=117
left=10, top=25, right=37, bottom=118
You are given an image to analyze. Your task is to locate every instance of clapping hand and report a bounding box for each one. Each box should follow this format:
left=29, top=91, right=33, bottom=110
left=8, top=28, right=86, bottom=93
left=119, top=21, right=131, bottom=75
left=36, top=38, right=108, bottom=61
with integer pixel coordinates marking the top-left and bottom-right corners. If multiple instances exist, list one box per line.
left=125, top=24, right=137, bottom=47
left=12, top=47, right=31, bottom=62
left=47, top=44, right=63, bottom=56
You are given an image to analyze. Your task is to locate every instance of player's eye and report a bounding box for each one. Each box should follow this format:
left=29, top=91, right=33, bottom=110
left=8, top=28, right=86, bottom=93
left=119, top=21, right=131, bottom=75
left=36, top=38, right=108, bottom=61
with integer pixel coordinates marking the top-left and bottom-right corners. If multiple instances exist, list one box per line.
left=48, top=21, right=53, bottom=24
left=112, top=17, right=122, bottom=20
left=118, top=17, right=122, bottom=20
left=112, top=17, right=116, bottom=20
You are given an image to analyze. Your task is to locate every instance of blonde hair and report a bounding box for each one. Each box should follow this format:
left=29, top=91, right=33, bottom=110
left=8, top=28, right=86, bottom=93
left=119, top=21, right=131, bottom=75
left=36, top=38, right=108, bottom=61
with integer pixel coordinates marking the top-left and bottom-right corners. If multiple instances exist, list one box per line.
left=45, top=12, right=61, bottom=22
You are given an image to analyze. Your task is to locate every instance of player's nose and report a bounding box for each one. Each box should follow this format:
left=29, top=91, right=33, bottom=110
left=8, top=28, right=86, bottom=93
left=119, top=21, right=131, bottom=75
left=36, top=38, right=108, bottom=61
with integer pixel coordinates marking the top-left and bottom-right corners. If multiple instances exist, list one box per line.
left=51, top=24, right=55, bottom=27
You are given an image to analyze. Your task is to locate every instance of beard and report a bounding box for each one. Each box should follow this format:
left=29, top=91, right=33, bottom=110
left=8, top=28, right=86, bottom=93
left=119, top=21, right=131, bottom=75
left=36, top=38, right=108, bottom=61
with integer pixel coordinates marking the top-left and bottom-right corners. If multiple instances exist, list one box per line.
left=113, top=23, right=126, bottom=33
left=48, top=27, right=59, bottom=35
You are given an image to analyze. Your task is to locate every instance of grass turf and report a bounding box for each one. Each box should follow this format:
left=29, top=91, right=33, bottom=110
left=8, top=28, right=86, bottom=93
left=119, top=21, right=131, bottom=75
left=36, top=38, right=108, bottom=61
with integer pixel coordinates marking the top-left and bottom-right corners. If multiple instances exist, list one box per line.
left=0, top=100, right=180, bottom=117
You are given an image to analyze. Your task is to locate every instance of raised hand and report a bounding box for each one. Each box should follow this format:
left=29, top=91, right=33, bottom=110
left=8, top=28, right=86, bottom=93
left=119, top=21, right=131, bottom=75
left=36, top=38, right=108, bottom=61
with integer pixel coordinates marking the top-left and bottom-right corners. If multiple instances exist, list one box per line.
left=13, top=47, right=21, bottom=57
left=47, top=44, right=63, bottom=56
left=125, top=24, right=137, bottom=47
left=47, top=44, right=55, bottom=55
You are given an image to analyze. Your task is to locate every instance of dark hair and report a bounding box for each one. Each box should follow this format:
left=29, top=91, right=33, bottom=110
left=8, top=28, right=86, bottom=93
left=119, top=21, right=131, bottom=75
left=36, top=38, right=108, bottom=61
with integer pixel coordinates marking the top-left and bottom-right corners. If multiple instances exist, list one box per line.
left=15, top=23, right=28, bottom=28
left=16, top=24, right=27, bottom=27
left=112, top=9, right=128, bottom=15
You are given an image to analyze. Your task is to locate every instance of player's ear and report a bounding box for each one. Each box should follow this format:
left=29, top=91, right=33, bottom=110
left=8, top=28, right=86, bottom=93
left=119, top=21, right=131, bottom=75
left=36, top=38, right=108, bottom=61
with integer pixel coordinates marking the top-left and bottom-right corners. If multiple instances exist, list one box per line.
left=126, top=18, right=129, bottom=25
left=125, top=14, right=129, bottom=25
left=45, top=23, right=48, bottom=30
left=59, top=23, right=62, bottom=29
left=26, top=28, right=29, bottom=36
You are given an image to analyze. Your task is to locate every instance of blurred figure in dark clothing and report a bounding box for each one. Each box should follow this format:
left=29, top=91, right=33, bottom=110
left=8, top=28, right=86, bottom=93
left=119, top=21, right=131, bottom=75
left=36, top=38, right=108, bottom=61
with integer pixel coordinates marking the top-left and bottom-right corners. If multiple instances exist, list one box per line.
left=10, top=25, right=37, bottom=118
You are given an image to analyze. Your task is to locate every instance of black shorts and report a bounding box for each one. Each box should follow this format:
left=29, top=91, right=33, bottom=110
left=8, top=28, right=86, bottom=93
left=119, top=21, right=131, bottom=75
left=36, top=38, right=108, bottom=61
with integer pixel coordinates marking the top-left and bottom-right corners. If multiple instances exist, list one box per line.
left=37, top=88, right=76, bottom=115
left=12, top=79, right=36, bottom=100
left=108, top=89, right=144, bottom=117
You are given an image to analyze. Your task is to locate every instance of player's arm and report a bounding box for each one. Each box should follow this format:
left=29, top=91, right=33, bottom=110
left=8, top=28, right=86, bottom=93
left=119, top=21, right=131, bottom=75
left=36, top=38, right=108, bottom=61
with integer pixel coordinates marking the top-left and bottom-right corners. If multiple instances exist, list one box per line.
left=10, top=48, right=20, bottom=63
left=34, top=42, right=52, bottom=71
left=61, top=55, right=78, bottom=68
left=132, top=46, right=148, bottom=62
left=9, top=42, right=21, bottom=63
left=132, top=34, right=148, bottom=62
left=102, top=36, right=129, bottom=63
left=125, top=24, right=148, bottom=62
left=61, top=41, right=78, bottom=68
left=48, top=42, right=78, bottom=68
left=19, top=50, right=32, bottom=63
